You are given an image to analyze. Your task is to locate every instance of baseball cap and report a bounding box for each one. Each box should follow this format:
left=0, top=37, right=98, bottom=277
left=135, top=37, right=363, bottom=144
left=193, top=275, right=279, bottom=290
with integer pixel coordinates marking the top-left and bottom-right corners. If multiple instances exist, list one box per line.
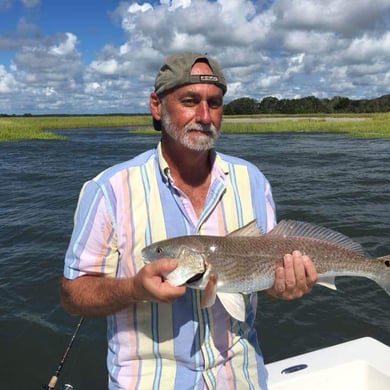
left=154, top=52, right=227, bottom=96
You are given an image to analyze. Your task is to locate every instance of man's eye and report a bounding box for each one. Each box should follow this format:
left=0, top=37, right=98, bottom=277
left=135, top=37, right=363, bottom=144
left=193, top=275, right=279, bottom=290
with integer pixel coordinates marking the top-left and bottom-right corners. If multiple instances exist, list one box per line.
left=181, top=99, right=197, bottom=106
left=208, top=99, right=222, bottom=109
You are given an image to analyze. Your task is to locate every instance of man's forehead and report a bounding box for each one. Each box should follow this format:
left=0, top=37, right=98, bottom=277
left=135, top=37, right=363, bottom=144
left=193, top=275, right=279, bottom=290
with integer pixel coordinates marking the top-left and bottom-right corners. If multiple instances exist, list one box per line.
left=172, top=83, right=224, bottom=98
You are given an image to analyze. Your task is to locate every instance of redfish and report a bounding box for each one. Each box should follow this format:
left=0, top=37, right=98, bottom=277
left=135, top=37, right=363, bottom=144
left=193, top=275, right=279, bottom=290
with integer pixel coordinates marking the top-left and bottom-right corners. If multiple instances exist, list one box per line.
left=141, top=220, right=390, bottom=321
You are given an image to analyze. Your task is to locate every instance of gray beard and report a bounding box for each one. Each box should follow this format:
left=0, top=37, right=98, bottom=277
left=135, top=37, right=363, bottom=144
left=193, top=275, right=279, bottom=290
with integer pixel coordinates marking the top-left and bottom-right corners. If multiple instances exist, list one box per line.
left=161, top=104, right=220, bottom=152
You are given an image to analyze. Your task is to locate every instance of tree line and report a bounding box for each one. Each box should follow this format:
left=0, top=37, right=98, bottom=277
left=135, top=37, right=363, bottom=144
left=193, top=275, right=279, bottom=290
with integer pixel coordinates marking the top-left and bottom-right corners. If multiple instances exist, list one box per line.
left=2, top=94, right=389, bottom=117
left=223, top=94, right=390, bottom=115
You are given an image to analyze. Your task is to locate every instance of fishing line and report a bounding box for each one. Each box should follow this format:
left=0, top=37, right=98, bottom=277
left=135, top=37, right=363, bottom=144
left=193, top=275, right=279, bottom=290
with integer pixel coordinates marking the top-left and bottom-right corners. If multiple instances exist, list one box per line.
left=43, top=316, right=84, bottom=390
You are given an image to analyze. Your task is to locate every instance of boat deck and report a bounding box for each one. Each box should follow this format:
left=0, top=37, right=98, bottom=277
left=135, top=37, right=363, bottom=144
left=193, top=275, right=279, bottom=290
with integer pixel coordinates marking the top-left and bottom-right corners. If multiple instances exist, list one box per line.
left=266, top=337, right=390, bottom=390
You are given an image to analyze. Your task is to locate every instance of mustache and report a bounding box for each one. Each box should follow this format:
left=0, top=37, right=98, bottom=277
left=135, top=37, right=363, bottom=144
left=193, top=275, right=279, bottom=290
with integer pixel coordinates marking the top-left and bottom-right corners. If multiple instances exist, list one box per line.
left=184, top=123, right=218, bottom=135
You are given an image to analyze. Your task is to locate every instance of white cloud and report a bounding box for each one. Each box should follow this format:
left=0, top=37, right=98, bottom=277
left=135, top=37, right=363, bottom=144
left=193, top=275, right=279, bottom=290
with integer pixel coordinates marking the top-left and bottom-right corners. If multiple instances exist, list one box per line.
left=343, top=32, right=390, bottom=63
left=0, top=0, right=40, bottom=10
left=84, top=82, right=104, bottom=95
left=282, top=31, right=338, bottom=54
left=257, top=75, right=282, bottom=89
left=44, top=86, right=56, bottom=96
left=89, top=58, right=119, bottom=75
left=14, top=37, right=83, bottom=87
left=1, top=0, right=390, bottom=114
left=21, top=0, right=40, bottom=7
left=0, top=64, right=18, bottom=93
left=273, top=0, right=390, bottom=36
left=49, top=33, right=78, bottom=56
left=128, top=2, right=152, bottom=13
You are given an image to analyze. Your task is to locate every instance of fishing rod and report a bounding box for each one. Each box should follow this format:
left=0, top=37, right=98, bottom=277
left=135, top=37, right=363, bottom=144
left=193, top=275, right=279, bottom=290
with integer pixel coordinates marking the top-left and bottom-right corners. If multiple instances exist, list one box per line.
left=43, top=317, right=84, bottom=390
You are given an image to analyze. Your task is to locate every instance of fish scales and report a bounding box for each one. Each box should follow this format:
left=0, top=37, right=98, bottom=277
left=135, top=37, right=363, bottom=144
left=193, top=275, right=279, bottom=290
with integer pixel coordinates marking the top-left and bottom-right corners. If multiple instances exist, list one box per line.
left=182, top=235, right=385, bottom=293
left=141, top=219, right=390, bottom=321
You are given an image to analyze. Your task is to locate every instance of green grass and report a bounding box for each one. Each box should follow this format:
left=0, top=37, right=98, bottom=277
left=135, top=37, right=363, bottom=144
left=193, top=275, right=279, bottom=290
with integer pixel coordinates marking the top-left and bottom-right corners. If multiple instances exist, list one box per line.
left=1, top=113, right=390, bottom=141
left=0, top=115, right=152, bottom=141
left=222, top=113, right=390, bottom=138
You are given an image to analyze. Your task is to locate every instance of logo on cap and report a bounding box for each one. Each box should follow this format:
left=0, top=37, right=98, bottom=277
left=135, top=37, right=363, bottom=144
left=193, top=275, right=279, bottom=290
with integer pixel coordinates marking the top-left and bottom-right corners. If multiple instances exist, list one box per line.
left=200, top=75, right=219, bottom=82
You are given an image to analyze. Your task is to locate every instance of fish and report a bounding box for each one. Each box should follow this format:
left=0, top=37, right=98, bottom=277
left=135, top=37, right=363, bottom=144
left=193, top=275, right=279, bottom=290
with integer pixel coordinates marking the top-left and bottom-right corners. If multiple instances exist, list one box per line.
left=141, top=220, right=390, bottom=321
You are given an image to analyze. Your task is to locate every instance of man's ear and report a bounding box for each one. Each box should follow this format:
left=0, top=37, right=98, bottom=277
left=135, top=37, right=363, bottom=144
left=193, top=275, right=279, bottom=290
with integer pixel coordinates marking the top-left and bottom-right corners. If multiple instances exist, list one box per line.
left=149, top=92, right=162, bottom=121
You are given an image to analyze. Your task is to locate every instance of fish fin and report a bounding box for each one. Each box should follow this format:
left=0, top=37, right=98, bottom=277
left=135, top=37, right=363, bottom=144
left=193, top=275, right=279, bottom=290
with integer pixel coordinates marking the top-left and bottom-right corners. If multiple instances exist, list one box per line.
left=269, top=220, right=366, bottom=256
left=227, top=220, right=263, bottom=237
left=217, top=292, right=246, bottom=322
left=201, top=275, right=218, bottom=308
left=317, top=275, right=337, bottom=291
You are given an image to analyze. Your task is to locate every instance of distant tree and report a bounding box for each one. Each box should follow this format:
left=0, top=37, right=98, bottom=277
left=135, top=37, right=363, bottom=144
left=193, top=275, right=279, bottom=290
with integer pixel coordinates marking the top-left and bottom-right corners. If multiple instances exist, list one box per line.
left=299, top=96, right=320, bottom=113
left=320, top=98, right=333, bottom=113
left=330, top=97, right=351, bottom=112
left=369, top=94, right=390, bottom=112
left=224, top=97, right=259, bottom=115
left=258, top=96, right=280, bottom=114
left=224, top=94, right=390, bottom=115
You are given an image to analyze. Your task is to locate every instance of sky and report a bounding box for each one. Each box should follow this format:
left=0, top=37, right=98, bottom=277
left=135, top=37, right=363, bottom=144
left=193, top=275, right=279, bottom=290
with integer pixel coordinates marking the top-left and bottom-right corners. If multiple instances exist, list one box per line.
left=0, top=0, right=390, bottom=115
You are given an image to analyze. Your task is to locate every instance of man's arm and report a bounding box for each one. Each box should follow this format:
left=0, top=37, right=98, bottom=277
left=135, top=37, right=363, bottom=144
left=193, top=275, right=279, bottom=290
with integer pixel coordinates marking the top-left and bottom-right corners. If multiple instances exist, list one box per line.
left=60, top=259, right=186, bottom=316
left=264, top=250, right=318, bottom=299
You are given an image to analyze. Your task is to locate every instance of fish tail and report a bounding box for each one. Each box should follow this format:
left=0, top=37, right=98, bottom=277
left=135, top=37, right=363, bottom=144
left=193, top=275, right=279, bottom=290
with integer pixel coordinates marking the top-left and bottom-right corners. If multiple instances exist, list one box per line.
left=375, top=255, right=390, bottom=296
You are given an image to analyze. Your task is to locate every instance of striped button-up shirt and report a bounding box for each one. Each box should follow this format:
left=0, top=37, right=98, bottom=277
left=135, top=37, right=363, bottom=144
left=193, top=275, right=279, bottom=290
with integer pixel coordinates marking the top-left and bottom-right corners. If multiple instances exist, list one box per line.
left=64, top=142, right=276, bottom=390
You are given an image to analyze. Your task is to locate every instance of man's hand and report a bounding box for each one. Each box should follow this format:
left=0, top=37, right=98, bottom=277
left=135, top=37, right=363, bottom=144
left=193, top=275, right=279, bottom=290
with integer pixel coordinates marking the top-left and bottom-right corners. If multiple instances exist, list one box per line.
left=61, top=258, right=186, bottom=317
left=264, top=250, right=318, bottom=299
left=132, top=259, right=186, bottom=303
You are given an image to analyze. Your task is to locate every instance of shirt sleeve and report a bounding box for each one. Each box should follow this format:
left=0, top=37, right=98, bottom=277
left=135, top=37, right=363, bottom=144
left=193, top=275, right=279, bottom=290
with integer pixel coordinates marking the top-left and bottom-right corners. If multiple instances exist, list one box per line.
left=63, top=179, right=118, bottom=279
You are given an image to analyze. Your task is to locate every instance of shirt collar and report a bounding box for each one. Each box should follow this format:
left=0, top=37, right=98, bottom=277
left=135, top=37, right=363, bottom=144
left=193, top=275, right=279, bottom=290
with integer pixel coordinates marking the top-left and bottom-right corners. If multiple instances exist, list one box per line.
left=157, top=142, right=170, bottom=182
left=156, top=142, right=228, bottom=185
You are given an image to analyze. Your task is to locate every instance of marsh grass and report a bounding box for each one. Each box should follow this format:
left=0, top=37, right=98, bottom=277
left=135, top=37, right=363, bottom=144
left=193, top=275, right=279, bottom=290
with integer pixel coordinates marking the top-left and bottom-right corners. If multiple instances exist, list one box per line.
left=0, top=115, right=152, bottom=141
left=1, top=113, right=389, bottom=141
left=222, top=113, right=390, bottom=138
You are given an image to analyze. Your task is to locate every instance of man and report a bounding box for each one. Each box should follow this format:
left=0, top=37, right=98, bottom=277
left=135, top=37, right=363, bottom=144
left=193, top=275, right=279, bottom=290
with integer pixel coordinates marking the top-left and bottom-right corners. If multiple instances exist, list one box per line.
left=61, top=52, right=317, bottom=389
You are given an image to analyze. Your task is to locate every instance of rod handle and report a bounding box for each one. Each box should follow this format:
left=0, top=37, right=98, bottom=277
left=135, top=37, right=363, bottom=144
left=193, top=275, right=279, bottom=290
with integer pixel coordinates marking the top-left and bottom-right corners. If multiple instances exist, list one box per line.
left=47, top=375, right=58, bottom=389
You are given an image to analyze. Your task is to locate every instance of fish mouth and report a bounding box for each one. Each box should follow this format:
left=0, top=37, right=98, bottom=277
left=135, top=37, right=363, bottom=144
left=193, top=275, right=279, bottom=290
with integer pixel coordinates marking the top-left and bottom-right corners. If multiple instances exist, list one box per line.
left=186, top=272, right=205, bottom=284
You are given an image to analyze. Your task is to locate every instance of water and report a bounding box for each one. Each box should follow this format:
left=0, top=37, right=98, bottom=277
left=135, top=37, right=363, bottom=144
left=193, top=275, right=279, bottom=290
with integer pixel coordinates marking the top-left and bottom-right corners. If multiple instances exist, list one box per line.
left=1, top=129, right=389, bottom=389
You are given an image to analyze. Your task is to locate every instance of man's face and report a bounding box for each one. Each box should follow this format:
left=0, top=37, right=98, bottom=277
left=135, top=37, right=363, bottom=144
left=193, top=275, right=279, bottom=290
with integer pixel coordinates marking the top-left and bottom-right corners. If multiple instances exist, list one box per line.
left=160, top=61, right=224, bottom=151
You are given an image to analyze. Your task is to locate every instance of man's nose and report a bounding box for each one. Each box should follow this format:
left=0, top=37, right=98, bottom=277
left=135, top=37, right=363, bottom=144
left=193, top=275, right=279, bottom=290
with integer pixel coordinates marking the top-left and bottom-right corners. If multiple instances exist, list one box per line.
left=195, top=101, right=211, bottom=124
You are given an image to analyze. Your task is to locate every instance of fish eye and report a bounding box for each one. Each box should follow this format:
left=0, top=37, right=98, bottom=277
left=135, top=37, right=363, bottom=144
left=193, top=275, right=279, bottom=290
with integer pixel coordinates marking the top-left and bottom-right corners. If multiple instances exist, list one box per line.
left=155, top=247, right=163, bottom=254
left=385, top=260, right=390, bottom=268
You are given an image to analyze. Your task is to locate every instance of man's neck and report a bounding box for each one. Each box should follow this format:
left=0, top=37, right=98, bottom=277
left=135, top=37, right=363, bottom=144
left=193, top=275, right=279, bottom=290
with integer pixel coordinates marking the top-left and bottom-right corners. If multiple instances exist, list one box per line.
left=161, top=139, right=211, bottom=187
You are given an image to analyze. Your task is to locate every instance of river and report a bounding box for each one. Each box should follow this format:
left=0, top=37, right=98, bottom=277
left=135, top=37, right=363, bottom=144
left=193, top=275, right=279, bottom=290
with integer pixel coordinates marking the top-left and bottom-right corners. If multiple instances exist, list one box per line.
left=0, top=128, right=389, bottom=389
